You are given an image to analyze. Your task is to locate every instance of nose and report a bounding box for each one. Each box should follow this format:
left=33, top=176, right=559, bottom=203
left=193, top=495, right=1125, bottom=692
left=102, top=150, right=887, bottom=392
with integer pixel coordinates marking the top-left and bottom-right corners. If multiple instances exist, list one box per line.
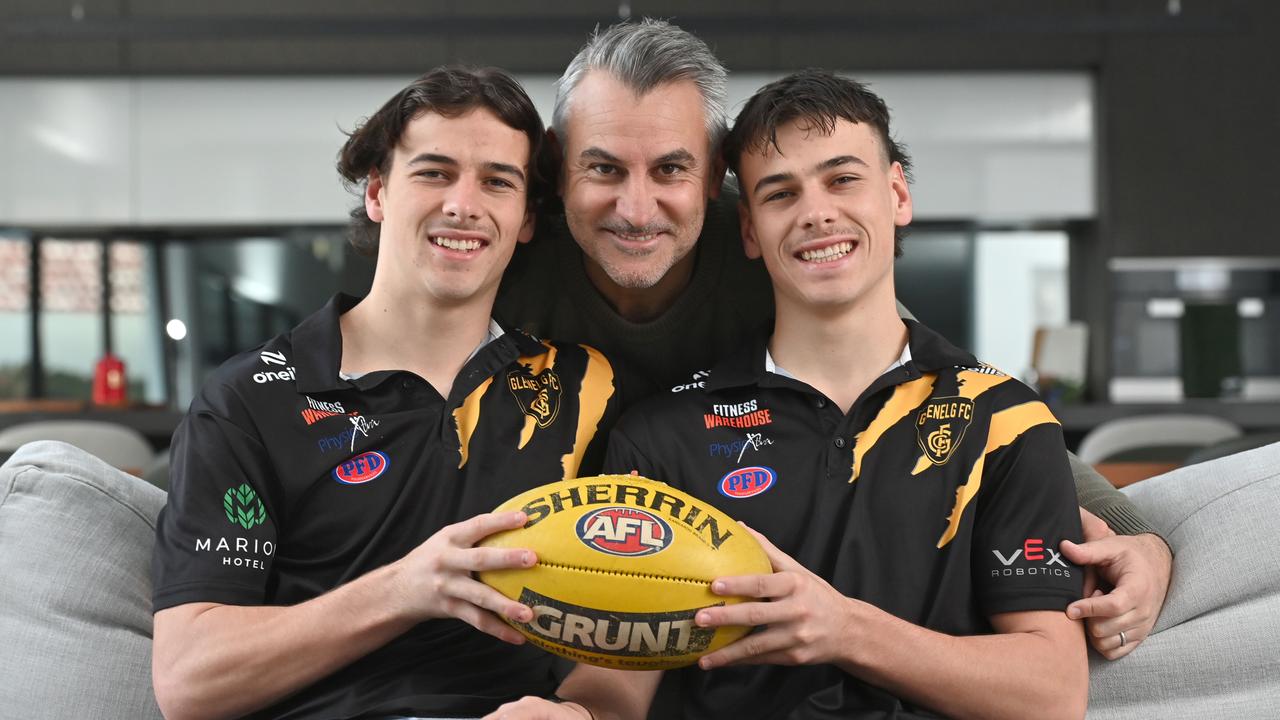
left=797, top=192, right=837, bottom=231
left=442, top=179, right=483, bottom=222
left=614, top=176, right=658, bottom=228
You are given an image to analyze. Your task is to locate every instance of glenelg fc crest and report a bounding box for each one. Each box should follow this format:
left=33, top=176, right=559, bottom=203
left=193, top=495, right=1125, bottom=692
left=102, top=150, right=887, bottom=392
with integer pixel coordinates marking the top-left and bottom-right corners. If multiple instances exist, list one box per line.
left=507, top=365, right=563, bottom=428
left=916, top=397, right=974, bottom=465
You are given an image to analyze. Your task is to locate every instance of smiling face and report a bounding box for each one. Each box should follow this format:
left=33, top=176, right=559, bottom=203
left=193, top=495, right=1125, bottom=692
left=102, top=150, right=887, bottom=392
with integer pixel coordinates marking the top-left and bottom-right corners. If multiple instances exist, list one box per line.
left=558, top=70, right=723, bottom=298
left=737, top=117, right=912, bottom=315
left=364, top=107, right=534, bottom=308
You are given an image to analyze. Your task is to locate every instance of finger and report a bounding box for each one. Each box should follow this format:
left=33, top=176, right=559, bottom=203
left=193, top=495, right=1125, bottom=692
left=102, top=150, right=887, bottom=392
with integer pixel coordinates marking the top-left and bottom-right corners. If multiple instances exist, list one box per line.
left=442, top=575, right=535, bottom=623
left=1078, top=507, right=1115, bottom=541
left=1090, top=626, right=1143, bottom=661
left=452, top=601, right=528, bottom=645
left=709, top=571, right=793, bottom=600
left=1059, top=538, right=1104, bottom=567
left=1086, top=609, right=1143, bottom=642
left=452, top=511, right=530, bottom=545
left=446, top=545, right=538, bottom=573
left=695, top=599, right=783, bottom=629
left=740, top=523, right=804, bottom=573
left=698, top=629, right=791, bottom=669
left=1080, top=564, right=1099, bottom=599
left=1067, top=586, right=1134, bottom=621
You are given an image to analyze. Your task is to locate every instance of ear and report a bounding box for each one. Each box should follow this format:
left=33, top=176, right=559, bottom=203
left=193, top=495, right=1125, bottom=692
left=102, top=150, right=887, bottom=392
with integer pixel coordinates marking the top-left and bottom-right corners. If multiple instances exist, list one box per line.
left=518, top=209, right=536, bottom=245
left=546, top=128, right=566, bottom=198
left=707, top=154, right=728, bottom=200
left=890, top=161, right=913, bottom=228
left=365, top=168, right=386, bottom=223
left=739, top=200, right=762, bottom=260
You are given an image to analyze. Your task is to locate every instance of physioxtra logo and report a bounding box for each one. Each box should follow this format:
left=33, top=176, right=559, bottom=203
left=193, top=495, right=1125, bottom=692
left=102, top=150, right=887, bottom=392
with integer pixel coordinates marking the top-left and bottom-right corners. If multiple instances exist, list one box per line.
left=576, top=507, right=673, bottom=557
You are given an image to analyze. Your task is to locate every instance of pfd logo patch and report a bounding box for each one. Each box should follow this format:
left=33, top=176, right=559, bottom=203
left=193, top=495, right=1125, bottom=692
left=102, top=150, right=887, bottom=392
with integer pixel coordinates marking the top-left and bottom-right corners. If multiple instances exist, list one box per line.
left=916, top=397, right=974, bottom=465
left=507, top=366, right=563, bottom=429
left=719, top=466, right=776, bottom=498
left=576, top=507, right=673, bottom=557
left=332, top=450, right=390, bottom=485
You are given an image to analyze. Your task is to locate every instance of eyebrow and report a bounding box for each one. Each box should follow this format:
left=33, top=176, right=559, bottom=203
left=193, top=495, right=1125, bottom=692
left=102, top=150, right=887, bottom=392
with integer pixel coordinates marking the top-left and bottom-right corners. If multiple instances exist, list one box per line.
left=578, top=146, right=699, bottom=168
left=407, top=153, right=525, bottom=183
left=751, top=154, right=871, bottom=196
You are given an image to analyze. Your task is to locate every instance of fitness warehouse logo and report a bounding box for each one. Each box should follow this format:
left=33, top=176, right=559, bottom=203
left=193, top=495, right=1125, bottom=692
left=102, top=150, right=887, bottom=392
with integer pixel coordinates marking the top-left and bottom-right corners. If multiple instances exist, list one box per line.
left=300, top=396, right=354, bottom=425
left=990, top=538, right=1073, bottom=579
left=704, top=399, right=772, bottom=430
left=193, top=484, right=275, bottom=571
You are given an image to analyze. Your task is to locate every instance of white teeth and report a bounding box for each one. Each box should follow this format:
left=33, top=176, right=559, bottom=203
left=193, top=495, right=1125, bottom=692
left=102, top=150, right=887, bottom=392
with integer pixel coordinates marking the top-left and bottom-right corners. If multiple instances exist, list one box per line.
left=432, top=236, right=481, bottom=251
left=800, top=241, right=853, bottom=263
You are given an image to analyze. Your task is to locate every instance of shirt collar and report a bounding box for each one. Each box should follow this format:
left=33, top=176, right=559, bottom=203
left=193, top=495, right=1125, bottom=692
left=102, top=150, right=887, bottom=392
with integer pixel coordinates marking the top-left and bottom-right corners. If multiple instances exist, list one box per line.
left=291, top=293, right=545, bottom=394
left=706, top=319, right=977, bottom=393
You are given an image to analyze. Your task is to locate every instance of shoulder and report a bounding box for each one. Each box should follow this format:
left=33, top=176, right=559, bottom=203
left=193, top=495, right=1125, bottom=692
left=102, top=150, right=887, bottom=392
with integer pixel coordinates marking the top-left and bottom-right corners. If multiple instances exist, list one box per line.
left=190, top=333, right=297, bottom=416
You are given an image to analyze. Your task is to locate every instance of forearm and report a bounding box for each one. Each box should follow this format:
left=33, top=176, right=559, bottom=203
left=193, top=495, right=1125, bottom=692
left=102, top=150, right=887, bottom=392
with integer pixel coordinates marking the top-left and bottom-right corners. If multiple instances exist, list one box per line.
left=838, top=601, right=1087, bottom=720
left=1069, top=451, right=1165, bottom=540
left=556, top=665, right=660, bottom=720
left=153, top=562, right=417, bottom=720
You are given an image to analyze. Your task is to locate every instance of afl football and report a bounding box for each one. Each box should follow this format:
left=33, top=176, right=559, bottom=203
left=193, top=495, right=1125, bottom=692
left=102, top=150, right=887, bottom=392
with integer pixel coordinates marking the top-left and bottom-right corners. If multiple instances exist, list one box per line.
left=477, top=474, right=770, bottom=670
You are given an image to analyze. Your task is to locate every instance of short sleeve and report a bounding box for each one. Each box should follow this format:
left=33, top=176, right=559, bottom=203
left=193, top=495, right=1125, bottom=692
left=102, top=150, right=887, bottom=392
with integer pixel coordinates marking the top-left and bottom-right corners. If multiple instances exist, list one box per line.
left=973, top=417, right=1084, bottom=616
left=152, top=383, right=280, bottom=611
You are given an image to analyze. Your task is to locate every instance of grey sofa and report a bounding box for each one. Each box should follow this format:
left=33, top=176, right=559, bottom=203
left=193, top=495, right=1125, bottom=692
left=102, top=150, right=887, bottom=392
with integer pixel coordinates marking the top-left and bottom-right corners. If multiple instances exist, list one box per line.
left=2, top=439, right=1278, bottom=719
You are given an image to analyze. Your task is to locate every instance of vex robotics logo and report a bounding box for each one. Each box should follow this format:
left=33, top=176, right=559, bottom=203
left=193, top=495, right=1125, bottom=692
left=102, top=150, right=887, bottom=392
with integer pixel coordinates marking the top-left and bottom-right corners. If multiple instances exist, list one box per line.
left=508, top=365, right=563, bottom=429
left=576, top=507, right=673, bottom=557
left=916, top=397, right=974, bottom=465
left=991, top=538, right=1073, bottom=578
left=224, top=484, right=267, bottom=530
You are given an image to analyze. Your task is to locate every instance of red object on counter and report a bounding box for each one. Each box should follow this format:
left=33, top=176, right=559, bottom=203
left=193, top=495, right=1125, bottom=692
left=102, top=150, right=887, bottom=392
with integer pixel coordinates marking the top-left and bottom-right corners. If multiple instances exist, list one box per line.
left=92, top=353, right=127, bottom=406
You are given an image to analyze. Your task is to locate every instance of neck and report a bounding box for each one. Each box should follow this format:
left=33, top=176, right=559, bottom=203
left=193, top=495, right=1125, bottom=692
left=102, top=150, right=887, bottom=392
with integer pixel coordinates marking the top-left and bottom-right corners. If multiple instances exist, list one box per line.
left=583, top=247, right=697, bottom=323
left=340, top=284, right=494, bottom=398
left=769, top=285, right=908, bottom=414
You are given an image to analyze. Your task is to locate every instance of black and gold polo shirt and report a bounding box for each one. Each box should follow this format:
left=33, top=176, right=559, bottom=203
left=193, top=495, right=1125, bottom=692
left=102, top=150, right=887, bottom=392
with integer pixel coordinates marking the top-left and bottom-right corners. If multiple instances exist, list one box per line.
left=153, top=294, right=621, bottom=720
left=604, top=320, right=1083, bottom=720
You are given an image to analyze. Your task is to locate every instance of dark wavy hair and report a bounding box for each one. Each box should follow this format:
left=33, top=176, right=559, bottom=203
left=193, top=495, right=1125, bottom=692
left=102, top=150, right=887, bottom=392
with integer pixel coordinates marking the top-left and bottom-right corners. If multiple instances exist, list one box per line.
left=337, top=65, right=548, bottom=256
left=723, top=69, right=913, bottom=256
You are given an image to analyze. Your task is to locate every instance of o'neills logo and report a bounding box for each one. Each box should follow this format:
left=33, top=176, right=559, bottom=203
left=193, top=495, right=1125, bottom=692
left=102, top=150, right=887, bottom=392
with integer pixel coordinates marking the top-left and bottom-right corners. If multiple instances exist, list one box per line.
left=515, top=588, right=715, bottom=658
left=916, top=397, right=974, bottom=465
left=576, top=507, right=672, bottom=557
left=508, top=366, right=563, bottom=429
left=253, top=366, right=296, bottom=384
left=520, top=482, right=733, bottom=549
left=704, top=400, right=772, bottom=429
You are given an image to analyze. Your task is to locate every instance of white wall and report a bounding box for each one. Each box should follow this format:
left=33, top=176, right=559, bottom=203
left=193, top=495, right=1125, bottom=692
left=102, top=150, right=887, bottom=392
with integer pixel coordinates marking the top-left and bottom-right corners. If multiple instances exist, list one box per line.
left=1, top=73, right=1092, bottom=226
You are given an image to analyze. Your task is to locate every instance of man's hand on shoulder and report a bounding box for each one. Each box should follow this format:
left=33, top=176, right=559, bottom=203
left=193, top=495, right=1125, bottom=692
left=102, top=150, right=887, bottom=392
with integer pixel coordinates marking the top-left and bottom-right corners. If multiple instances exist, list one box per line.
left=693, top=524, right=856, bottom=669
left=392, top=510, right=537, bottom=644
left=1060, top=507, right=1173, bottom=660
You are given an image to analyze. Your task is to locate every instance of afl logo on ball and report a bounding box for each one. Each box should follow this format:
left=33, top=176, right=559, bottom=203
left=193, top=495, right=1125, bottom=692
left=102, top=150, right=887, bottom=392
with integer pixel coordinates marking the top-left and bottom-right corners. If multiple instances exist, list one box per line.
left=719, top=466, right=776, bottom=498
left=332, top=450, right=389, bottom=485
left=576, top=507, right=673, bottom=557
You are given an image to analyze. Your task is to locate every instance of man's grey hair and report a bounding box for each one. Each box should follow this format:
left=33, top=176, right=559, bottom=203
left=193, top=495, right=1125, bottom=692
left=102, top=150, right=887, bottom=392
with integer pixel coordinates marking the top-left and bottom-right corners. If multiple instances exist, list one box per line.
left=552, top=19, right=729, bottom=154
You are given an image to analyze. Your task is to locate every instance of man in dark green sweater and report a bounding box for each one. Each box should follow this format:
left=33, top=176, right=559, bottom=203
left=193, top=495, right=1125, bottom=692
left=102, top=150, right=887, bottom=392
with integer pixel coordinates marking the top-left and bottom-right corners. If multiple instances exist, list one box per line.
left=494, top=18, right=1170, bottom=662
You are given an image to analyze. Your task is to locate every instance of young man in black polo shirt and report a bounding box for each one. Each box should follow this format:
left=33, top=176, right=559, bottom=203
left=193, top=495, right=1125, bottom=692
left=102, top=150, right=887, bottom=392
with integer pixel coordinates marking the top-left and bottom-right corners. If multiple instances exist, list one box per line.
left=492, top=70, right=1087, bottom=720
left=151, top=67, right=621, bottom=720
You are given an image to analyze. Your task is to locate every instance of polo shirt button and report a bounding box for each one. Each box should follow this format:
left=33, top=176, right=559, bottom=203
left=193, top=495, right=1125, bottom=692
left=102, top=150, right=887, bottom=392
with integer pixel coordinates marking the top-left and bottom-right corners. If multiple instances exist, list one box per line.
left=816, top=398, right=827, bottom=408
left=834, top=437, right=845, bottom=448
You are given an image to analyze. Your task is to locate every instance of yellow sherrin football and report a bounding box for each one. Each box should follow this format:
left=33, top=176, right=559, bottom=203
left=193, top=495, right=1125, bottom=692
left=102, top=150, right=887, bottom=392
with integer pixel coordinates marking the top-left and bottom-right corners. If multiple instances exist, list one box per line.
left=477, top=474, right=771, bottom=670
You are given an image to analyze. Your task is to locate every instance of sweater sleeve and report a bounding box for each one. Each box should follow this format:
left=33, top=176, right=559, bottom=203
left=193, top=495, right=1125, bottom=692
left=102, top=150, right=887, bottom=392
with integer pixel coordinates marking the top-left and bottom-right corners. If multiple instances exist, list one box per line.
left=1070, top=450, right=1167, bottom=542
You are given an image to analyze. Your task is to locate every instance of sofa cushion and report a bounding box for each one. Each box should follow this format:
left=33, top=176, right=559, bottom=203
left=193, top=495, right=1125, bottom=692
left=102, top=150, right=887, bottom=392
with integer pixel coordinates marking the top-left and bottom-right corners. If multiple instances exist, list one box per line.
left=1088, top=441, right=1280, bottom=718
left=0, top=440, right=166, bottom=719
